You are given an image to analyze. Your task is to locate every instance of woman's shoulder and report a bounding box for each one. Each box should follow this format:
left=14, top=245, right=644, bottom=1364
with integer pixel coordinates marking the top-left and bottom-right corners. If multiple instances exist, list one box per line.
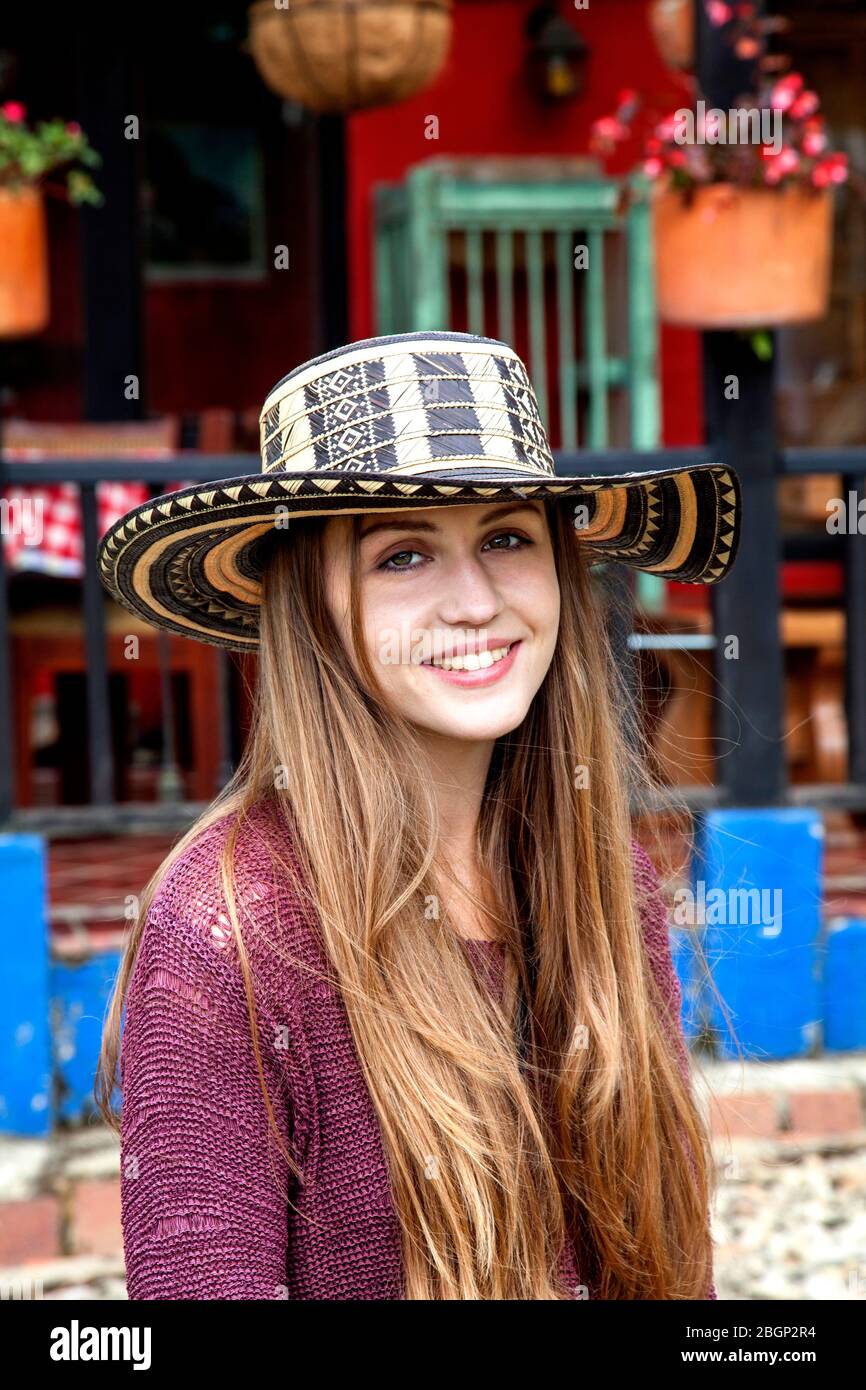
left=136, top=799, right=317, bottom=1008
left=146, top=801, right=270, bottom=920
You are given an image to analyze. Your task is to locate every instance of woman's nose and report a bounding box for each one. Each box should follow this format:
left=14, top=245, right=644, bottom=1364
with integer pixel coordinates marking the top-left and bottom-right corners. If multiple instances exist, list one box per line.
left=433, top=550, right=503, bottom=625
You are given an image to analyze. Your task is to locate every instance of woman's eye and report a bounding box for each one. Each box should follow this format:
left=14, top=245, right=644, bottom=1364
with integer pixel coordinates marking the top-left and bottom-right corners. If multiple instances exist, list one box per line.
left=484, top=531, right=530, bottom=553
left=377, top=532, right=531, bottom=575
left=379, top=549, right=424, bottom=573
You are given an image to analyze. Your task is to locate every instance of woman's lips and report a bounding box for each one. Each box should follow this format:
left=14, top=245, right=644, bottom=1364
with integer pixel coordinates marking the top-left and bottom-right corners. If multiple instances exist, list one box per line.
left=419, top=640, right=522, bottom=687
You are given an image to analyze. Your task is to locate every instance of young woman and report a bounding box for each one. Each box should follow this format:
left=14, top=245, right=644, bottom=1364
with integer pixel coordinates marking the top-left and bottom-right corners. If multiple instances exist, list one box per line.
left=95, top=331, right=740, bottom=1300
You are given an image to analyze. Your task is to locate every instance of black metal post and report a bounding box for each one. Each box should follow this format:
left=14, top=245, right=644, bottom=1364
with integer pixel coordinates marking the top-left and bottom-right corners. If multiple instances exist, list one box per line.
left=75, top=19, right=146, bottom=420
left=156, top=629, right=182, bottom=802
left=80, top=485, right=114, bottom=806
left=698, top=1, right=786, bottom=805
left=704, top=334, right=785, bottom=804
left=216, top=651, right=235, bottom=791
left=314, top=115, right=349, bottom=353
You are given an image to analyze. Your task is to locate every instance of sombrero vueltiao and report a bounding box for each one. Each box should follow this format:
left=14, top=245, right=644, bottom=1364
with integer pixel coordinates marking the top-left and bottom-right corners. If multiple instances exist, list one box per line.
left=97, top=330, right=741, bottom=652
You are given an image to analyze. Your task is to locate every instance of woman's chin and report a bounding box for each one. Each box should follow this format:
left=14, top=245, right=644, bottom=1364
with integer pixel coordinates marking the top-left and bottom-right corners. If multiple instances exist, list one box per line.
left=407, top=699, right=532, bottom=744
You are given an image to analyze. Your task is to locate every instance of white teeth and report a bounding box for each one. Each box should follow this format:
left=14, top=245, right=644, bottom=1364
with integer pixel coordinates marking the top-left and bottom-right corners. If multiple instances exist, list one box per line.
left=427, top=644, right=513, bottom=671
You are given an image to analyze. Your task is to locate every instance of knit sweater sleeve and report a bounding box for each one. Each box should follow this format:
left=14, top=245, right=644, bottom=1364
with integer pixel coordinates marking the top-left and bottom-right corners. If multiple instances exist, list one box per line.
left=119, top=892, right=296, bottom=1300
left=631, top=838, right=718, bottom=1301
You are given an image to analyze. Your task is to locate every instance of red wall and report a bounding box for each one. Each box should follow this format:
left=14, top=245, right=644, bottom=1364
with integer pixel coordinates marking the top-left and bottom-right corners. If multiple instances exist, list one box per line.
left=346, top=0, right=703, bottom=446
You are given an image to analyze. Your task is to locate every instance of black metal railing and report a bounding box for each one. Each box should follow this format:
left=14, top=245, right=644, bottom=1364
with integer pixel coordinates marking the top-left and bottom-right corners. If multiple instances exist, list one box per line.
left=1, top=443, right=865, bottom=833
left=0, top=456, right=252, bottom=835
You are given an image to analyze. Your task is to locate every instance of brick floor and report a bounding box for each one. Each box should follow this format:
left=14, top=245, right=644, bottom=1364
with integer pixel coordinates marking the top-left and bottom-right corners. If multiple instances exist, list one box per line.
left=71, top=1179, right=122, bottom=1258
left=786, top=1088, right=864, bottom=1136
left=710, top=1092, right=780, bottom=1139
left=0, top=1194, right=62, bottom=1266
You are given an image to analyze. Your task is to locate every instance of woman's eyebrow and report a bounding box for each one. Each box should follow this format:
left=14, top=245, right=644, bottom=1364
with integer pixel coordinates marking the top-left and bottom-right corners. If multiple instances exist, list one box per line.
left=358, top=503, right=539, bottom=542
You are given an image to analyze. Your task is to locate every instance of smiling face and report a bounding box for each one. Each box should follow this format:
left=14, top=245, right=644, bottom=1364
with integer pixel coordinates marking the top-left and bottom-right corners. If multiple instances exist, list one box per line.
left=321, top=500, right=561, bottom=743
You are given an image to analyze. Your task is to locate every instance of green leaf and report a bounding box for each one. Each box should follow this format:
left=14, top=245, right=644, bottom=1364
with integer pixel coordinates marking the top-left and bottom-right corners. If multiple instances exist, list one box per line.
left=749, top=330, right=774, bottom=361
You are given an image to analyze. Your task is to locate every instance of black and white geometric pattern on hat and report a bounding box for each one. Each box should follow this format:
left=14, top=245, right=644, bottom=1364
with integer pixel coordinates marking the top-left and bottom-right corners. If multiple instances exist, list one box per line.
left=260, top=347, right=556, bottom=478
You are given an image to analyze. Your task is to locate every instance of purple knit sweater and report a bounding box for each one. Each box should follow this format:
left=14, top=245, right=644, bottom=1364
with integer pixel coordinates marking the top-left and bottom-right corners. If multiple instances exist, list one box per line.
left=119, top=800, right=717, bottom=1300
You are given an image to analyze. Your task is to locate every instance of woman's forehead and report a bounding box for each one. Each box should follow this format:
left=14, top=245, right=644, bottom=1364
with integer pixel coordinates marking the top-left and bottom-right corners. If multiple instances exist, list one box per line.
left=354, top=500, right=546, bottom=535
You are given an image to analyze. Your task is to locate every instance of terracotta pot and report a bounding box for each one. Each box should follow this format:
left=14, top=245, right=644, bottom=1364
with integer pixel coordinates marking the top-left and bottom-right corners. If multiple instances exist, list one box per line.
left=248, top=0, right=453, bottom=114
left=652, top=182, right=834, bottom=328
left=0, top=185, right=50, bottom=338
left=648, top=0, right=694, bottom=73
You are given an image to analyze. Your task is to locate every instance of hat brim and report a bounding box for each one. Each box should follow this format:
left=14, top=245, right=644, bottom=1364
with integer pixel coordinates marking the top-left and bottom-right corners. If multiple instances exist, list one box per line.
left=97, top=460, right=740, bottom=652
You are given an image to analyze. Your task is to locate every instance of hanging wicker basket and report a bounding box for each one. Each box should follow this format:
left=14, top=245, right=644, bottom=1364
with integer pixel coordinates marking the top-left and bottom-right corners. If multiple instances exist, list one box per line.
left=648, top=0, right=694, bottom=73
left=248, top=0, right=454, bottom=114
left=0, top=185, right=49, bottom=338
left=653, top=182, right=834, bottom=328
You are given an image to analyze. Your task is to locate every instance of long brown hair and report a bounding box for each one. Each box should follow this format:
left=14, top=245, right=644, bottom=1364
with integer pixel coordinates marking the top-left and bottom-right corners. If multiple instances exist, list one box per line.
left=96, top=499, right=724, bottom=1299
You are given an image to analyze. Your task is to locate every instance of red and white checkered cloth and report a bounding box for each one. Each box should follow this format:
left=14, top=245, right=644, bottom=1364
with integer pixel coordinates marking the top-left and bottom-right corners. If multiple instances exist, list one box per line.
left=1, top=477, right=193, bottom=578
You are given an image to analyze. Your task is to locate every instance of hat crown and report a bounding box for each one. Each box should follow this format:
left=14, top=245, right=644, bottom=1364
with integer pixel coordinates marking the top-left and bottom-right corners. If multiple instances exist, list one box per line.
left=258, top=331, right=556, bottom=482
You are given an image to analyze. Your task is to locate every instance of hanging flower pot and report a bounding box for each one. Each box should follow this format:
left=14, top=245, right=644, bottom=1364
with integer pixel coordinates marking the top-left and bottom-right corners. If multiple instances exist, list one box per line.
left=652, top=181, right=834, bottom=328
left=589, top=66, right=848, bottom=330
left=648, top=0, right=694, bottom=73
left=0, top=185, right=50, bottom=338
left=0, top=101, right=102, bottom=338
left=248, top=0, right=454, bottom=114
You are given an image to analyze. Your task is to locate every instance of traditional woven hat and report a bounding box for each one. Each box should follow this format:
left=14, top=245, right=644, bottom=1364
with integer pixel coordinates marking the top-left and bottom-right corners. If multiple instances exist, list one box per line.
left=97, top=330, right=741, bottom=652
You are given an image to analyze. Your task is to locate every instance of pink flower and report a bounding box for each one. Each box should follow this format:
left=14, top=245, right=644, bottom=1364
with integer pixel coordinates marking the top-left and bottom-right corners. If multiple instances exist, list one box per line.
left=643, top=157, right=664, bottom=179
left=655, top=113, right=680, bottom=143
left=1, top=101, right=26, bottom=122
left=802, top=123, right=827, bottom=157
left=830, top=155, right=849, bottom=183
left=770, top=73, right=805, bottom=111
left=706, top=1, right=732, bottom=25
left=591, top=116, right=629, bottom=145
left=789, top=91, right=820, bottom=121
left=812, top=153, right=848, bottom=187
left=762, top=145, right=800, bottom=184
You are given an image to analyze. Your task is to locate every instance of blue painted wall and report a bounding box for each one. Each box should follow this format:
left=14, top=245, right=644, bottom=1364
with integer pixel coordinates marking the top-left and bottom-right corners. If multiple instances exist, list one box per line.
left=693, top=808, right=824, bottom=1060
left=0, top=835, right=52, bottom=1135
left=823, top=918, right=866, bottom=1052
left=51, top=951, right=124, bottom=1123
